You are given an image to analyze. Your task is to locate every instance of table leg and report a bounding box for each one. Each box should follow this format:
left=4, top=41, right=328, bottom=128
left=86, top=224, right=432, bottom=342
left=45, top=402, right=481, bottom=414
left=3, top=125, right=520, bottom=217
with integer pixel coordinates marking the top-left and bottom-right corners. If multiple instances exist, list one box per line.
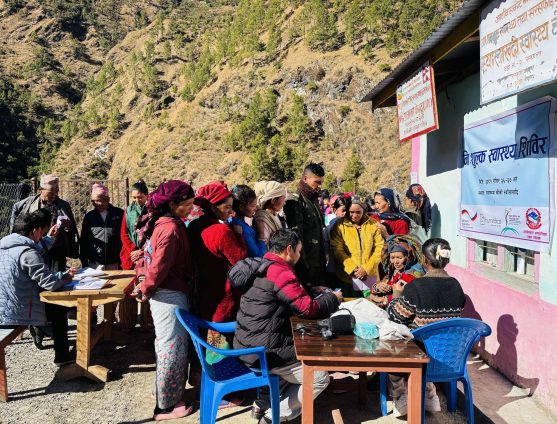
left=358, top=372, right=367, bottom=405
left=76, top=297, right=92, bottom=369
left=302, top=362, right=314, bottom=424
left=103, top=302, right=115, bottom=341
left=0, top=348, right=7, bottom=402
left=55, top=297, right=110, bottom=383
left=407, top=365, right=423, bottom=424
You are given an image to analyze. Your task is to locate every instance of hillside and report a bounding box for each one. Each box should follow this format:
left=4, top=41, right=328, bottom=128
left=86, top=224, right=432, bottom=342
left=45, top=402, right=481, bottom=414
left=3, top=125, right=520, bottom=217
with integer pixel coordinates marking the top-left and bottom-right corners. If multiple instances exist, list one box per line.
left=1, top=0, right=462, bottom=193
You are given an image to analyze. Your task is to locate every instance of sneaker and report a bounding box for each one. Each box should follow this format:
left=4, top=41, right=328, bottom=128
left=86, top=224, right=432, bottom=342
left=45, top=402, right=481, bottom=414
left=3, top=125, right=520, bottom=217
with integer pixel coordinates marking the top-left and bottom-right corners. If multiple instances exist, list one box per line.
left=153, top=402, right=193, bottom=421
left=54, top=351, right=76, bottom=367
left=425, top=393, right=441, bottom=412
left=392, top=394, right=408, bottom=417
left=258, top=416, right=272, bottom=424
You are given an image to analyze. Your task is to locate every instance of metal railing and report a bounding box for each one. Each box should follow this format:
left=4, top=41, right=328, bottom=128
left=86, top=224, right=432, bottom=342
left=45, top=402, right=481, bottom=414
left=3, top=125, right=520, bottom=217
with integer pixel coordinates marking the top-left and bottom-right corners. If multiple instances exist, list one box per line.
left=0, top=183, right=32, bottom=237
left=0, top=179, right=129, bottom=237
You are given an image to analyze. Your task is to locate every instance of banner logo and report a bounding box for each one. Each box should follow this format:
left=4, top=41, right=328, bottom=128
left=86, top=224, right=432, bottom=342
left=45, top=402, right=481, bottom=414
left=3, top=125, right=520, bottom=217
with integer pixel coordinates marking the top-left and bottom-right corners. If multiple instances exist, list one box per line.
left=461, top=209, right=478, bottom=221
left=525, top=208, right=542, bottom=230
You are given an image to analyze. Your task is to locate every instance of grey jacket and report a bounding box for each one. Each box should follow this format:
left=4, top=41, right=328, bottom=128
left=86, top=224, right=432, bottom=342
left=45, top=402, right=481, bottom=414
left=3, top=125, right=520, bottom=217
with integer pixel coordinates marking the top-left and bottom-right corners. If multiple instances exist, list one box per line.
left=10, top=194, right=80, bottom=259
left=0, top=233, right=67, bottom=326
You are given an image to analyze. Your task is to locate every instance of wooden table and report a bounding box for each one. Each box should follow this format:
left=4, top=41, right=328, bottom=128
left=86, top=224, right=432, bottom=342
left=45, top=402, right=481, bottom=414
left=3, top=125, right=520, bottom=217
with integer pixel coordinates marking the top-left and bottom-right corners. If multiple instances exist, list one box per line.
left=40, top=270, right=135, bottom=383
left=291, top=317, right=429, bottom=424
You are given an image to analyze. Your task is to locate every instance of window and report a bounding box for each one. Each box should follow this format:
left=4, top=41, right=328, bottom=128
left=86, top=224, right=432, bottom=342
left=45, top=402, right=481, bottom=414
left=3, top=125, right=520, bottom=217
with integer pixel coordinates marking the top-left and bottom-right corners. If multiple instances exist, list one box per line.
left=476, top=240, right=498, bottom=267
left=473, top=239, right=536, bottom=283
left=505, top=247, right=535, bottom=280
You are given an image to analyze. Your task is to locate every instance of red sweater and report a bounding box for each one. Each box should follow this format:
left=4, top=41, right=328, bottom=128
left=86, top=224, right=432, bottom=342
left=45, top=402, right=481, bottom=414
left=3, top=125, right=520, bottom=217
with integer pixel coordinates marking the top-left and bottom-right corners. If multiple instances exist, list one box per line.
left=120, top=212, right=135, bottom=270
left=386, top=271, right=415, bottom=303
left=188, top=215, right=247, bottom=322
left=140, top=217, right=193, bottom=297
left=371, top=215, right=409, bottom=235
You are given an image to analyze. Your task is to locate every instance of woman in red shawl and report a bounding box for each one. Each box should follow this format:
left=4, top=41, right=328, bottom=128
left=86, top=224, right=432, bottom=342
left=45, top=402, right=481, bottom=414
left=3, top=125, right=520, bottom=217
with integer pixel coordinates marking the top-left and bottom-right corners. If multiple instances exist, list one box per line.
left=187, top=182, right=247, bottom=363
left=118, top=180, right=148, bottom=331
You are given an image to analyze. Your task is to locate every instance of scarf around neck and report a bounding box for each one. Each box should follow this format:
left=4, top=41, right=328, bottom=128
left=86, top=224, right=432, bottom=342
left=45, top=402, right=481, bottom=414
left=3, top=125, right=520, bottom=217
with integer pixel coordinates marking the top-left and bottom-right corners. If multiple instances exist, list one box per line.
left=126, top=202, right=143, bottom=247
left=298, top=180, right=321, bottom=203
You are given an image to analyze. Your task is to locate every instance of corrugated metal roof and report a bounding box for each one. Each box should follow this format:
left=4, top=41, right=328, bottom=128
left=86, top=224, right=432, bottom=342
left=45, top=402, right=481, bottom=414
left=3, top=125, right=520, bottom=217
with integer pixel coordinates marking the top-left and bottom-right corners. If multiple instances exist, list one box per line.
left=362, top=0, right=491, bottom=104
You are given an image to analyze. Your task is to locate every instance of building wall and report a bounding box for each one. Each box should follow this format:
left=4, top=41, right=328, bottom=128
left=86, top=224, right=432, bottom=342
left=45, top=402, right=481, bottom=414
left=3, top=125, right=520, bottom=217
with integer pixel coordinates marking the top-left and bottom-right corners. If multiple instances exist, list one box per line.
left=419, top=72, right=557, bottom=412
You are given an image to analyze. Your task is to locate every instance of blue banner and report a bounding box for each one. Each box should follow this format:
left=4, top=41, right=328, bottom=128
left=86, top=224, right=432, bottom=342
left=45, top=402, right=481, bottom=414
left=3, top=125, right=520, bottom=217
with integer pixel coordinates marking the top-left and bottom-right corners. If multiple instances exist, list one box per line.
left=459, top=96, right=555, bottom=252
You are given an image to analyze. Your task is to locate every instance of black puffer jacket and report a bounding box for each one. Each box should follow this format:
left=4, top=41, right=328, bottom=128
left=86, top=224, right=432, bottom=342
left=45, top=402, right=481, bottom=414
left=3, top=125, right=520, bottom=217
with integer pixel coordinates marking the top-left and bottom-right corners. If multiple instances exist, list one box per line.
left=232, top=252, right=339, bottom=369
left=80, top=205, right=124, bottom=266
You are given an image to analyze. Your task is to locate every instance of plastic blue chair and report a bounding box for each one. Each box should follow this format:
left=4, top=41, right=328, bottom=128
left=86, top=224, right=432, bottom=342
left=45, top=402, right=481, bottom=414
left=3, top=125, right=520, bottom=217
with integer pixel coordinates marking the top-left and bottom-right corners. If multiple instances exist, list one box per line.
left=175, top=309, right=280, bottom=424
left=379, top=318, right=492, bottom=423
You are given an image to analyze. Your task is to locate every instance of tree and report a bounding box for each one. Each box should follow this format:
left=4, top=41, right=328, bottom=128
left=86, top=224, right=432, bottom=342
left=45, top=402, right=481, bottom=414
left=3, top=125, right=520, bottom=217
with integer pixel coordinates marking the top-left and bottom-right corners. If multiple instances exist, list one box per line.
left=266, top=25, right=282, bottom=60
left=284, top=94, right=310, bottom=141
left=304, top=0, right=339, bottom=52
left=342, top=149, right=364, bottom=192
left=344, top=0, right=363, bottom=52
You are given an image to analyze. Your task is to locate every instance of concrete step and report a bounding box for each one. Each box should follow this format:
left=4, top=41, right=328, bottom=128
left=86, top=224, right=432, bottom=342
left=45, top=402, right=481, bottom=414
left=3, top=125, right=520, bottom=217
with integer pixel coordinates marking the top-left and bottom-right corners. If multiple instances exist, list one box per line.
left=461, top=355, right=557, bottom=424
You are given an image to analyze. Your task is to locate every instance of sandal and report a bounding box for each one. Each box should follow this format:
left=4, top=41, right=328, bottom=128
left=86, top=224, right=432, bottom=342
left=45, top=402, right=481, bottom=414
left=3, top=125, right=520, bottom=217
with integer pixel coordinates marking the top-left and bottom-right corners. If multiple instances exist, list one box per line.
left=153, top=402, right=193, bottom=421
left=218, top=396, right=243, bottom=409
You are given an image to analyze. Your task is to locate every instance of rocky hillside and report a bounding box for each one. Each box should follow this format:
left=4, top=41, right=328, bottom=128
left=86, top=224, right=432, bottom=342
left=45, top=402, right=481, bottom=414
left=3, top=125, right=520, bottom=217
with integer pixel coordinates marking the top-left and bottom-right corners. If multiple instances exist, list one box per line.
left=1, top=0, right=462, bottom=193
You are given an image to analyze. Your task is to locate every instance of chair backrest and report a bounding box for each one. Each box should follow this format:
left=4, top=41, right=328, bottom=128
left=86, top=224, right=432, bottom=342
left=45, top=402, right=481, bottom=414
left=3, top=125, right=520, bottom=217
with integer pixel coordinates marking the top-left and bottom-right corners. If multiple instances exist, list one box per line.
left=411, top=318, right=491, bottom=382
left=175, top=309, right=231, bottom=378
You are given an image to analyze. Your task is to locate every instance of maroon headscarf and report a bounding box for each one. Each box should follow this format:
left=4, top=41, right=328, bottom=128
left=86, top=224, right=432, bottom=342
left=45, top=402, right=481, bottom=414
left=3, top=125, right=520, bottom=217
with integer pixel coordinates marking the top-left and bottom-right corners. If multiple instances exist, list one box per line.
left=136, top=180, right=194, bottom=246
left=150, top=180, right=195, bottom=209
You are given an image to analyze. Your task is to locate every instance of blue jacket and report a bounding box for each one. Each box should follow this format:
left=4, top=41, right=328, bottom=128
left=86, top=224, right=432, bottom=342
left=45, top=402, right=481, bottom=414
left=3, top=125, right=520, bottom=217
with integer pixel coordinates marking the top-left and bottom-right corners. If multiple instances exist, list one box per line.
left=229, top=217, right=266, bottom=258
left=0, top=234, right=67, bottom=326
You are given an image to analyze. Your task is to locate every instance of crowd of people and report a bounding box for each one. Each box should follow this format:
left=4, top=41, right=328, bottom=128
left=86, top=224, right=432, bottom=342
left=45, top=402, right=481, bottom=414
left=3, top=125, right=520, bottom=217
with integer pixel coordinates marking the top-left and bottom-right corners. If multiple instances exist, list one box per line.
left=0, top=164, right=466, bottom=422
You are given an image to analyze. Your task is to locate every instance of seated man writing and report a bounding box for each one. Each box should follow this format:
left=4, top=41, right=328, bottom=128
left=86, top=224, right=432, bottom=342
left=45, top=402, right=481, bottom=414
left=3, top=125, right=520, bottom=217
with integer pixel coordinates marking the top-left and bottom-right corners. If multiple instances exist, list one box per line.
left=0, top=209, right=77, bottom=366
left=230, top=229, right=342, bottom=424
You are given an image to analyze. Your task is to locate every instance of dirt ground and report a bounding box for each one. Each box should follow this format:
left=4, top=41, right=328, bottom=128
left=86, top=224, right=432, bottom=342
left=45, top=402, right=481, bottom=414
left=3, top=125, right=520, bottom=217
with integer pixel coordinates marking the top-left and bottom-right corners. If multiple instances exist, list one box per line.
left=1, top=313, right=467, bottom=424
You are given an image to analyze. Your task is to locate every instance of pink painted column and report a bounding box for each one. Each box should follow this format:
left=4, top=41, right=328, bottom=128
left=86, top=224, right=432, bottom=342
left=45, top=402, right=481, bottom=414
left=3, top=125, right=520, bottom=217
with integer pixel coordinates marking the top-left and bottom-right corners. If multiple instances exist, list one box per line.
left=411, top=136, right=421, bottom=178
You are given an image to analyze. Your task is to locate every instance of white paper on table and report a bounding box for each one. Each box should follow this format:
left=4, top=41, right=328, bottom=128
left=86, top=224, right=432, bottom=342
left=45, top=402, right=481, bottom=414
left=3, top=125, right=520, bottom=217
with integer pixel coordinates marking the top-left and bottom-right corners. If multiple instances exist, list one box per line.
left=74, top=267, right=108, bottom=280
left=352, top=276, right=376, bottom=292
left=73, top=277, right=108, bottom=290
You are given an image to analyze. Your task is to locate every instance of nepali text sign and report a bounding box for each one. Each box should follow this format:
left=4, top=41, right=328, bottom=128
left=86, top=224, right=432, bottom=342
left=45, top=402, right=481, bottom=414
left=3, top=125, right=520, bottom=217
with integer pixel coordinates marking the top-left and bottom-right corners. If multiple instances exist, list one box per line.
left=480, top=0, right=557, bottom=104
left=459, top=96, right=555, bottom=252
left=396, top=61, right=438, bottom=142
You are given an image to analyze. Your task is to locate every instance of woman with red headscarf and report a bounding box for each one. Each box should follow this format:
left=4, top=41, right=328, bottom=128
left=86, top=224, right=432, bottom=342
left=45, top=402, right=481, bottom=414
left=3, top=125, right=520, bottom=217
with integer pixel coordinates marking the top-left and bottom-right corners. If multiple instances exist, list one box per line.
left=133, top=180, right=195, bottom=421
left=187, top=182, right=247, bottom=363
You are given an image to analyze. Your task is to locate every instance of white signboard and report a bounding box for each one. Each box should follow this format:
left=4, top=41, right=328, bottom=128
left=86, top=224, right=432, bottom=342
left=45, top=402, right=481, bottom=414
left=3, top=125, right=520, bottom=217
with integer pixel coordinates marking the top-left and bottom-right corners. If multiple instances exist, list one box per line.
left=396, top=61, right=439, bottom=142
left=459, top=97, right=555, bottom=252
left=480, top=0, right=557, bottom=104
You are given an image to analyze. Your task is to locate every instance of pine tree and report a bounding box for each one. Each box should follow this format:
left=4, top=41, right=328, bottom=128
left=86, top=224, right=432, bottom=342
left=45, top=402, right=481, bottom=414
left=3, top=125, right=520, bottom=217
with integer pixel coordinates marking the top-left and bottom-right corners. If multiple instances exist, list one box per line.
left=266, top=25, right=282, bottom=60
left=342, top=149, right=364, bottom=192
left=344, top=0, right=363, bottom=52
left=305, top=0, right=339, bottom=52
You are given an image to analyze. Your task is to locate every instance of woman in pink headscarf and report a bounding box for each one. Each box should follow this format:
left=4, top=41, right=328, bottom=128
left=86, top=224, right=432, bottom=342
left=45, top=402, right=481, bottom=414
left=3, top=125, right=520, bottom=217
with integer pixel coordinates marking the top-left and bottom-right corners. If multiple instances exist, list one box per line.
left=133, top=180, right=196, bottom=421
left=187, top=182, right=247, bottom=363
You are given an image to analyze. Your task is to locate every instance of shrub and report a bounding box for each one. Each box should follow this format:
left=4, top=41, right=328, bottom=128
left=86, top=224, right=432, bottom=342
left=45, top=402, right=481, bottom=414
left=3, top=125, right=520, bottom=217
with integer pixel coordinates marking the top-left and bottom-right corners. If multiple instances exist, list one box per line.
left=338, top=105, right=352, bottom=119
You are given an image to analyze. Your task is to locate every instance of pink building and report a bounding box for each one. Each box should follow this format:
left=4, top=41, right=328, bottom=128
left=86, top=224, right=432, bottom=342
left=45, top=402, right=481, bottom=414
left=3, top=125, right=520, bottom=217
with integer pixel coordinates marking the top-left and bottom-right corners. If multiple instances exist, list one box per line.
left=365, top=0, right=557, bottom=415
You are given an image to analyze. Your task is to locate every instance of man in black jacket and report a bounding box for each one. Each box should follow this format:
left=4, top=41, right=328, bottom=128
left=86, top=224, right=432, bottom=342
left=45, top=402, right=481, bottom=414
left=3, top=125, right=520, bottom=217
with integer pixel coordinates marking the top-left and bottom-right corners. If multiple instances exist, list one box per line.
left=80, top=183, right=123, bottom=270
left=10, top=174, right=79, bottom=272
left=231, top=229, right=342, bottom=424
left=283, top=163, right=327, bottom=286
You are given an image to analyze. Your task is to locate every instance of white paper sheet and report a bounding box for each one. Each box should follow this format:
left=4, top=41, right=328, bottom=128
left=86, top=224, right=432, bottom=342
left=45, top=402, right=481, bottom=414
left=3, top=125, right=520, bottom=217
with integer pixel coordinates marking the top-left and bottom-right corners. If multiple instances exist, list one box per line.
left=73, top=277, right=108, bottom=290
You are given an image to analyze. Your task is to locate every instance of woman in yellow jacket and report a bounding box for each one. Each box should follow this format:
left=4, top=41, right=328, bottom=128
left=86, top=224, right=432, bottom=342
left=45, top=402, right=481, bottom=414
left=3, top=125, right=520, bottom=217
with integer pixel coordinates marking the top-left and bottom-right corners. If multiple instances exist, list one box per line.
left=330, top=196, right=384, bottom=298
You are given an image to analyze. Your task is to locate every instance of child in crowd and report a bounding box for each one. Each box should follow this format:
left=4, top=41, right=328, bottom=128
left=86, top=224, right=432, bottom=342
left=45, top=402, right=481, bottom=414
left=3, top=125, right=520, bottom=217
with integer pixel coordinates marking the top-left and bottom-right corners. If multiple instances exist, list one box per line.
left=230, top=185, right=266, bottom=257
left=369, top=235, right=424, bottom=307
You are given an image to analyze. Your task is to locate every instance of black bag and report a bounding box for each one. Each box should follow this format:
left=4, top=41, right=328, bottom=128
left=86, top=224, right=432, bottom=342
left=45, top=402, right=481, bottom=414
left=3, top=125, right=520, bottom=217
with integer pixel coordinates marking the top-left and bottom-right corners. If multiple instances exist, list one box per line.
left=317, top=308, right=356, bottom=335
